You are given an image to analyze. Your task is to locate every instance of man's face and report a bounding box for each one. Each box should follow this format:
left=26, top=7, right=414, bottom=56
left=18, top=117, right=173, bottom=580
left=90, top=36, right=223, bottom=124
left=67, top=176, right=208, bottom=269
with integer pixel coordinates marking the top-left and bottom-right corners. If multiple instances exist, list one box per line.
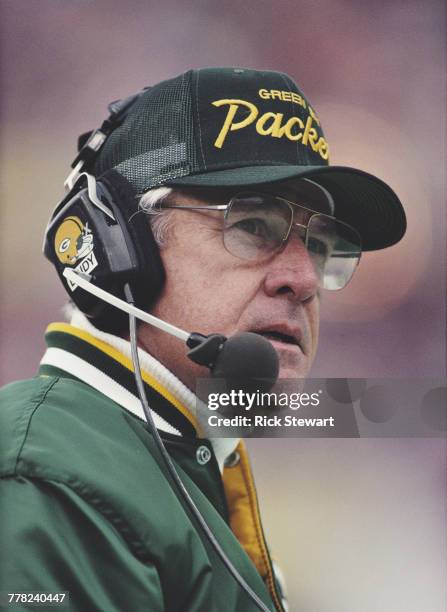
left=138, top=184, right=324, bottom=392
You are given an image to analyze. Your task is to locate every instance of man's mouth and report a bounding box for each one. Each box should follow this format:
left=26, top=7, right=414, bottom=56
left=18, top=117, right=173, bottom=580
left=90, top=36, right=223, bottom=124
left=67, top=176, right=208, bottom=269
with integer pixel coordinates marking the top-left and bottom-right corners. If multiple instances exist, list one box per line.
left=254, top=329, right=301, bottom=350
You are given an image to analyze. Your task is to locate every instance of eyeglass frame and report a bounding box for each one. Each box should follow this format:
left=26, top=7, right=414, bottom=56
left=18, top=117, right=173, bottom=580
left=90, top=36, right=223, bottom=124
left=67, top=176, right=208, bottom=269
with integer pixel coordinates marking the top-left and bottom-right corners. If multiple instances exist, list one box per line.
left=154, top=191, right=362, bottom=286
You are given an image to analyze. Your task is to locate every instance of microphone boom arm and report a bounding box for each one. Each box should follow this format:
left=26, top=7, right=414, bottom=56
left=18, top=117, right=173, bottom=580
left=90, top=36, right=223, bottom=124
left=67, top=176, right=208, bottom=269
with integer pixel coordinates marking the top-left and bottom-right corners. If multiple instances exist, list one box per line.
left=63, top=269, right=190, bottom=342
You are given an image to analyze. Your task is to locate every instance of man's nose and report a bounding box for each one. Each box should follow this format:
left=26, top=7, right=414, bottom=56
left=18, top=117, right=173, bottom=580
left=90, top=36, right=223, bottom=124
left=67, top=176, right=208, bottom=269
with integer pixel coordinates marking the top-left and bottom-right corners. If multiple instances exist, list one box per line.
left=263, top=232, right=319, bottom=302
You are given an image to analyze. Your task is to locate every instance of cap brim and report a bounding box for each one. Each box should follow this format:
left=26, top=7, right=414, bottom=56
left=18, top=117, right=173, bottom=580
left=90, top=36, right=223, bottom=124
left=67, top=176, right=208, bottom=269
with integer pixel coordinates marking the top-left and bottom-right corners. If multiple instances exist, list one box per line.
left=166, top=165, right=406, bottom=251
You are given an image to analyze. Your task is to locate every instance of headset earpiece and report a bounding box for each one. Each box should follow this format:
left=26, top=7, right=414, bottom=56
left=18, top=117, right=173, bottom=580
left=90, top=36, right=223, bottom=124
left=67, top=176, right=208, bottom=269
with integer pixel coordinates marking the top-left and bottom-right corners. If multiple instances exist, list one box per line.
left=44, top=169, right=165, bottom=334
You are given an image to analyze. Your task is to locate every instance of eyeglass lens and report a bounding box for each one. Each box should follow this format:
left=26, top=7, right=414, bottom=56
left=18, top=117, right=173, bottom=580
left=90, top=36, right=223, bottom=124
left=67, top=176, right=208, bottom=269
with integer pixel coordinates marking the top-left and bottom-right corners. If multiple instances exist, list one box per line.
left=223, top=193, right=361, bottom=290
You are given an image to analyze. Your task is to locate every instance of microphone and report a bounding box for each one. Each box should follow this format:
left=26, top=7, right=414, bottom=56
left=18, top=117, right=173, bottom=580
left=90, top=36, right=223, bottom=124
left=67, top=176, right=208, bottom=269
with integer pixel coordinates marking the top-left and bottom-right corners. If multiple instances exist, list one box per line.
left=63, top=269, right=279, bottom=393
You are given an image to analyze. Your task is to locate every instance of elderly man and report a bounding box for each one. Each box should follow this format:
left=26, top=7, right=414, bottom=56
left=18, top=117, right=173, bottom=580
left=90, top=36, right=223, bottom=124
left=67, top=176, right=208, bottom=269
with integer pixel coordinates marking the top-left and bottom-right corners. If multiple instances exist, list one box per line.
left=0, top=68, right=406, bottom=611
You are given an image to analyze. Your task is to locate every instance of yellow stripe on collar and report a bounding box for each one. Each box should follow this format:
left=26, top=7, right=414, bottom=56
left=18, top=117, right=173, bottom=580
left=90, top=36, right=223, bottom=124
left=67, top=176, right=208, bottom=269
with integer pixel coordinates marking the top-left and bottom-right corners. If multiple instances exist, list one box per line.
left=46, top=322, right=201, bottom=434
left=223, top=440, right=282, bottom=611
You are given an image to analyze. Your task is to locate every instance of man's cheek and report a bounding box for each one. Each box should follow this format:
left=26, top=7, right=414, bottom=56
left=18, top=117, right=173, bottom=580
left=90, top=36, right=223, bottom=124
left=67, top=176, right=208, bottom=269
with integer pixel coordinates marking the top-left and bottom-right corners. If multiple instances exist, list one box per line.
left=309, top=304, right=320, bottom=361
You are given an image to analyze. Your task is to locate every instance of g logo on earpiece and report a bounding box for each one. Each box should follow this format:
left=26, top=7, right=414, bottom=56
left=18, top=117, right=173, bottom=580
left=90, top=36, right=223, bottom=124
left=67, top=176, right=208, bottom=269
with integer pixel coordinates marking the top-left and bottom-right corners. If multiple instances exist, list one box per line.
left=54, top=216, right=94, bottom=265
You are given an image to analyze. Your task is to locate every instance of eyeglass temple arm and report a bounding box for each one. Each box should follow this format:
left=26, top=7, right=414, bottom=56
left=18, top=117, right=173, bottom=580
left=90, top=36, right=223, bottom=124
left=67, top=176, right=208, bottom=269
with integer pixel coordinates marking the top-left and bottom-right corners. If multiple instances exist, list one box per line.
left=156, top=204, right=228, bottom=211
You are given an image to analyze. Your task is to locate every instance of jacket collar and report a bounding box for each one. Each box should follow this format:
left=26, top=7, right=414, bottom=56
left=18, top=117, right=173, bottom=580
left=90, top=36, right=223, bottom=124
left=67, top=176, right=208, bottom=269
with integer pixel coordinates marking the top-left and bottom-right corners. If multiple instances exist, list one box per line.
left=39, top=313, right=239, bottom=469
left=40, top=321, right=199, bottom=437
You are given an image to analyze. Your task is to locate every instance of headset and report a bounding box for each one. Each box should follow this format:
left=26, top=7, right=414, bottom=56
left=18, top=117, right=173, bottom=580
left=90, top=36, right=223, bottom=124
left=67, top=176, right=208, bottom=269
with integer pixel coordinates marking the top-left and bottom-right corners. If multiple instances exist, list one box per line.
left=43, top=90, right=167, bottom=334
left=43, top=91, right=279, bottom=611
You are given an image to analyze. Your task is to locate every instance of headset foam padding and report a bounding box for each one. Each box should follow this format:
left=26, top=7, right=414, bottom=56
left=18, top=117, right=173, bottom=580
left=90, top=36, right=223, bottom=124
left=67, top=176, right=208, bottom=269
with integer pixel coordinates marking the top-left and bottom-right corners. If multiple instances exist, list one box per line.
left=89, top=169, right=166, bottom=333
left=44, top=168, right=166, bottom=334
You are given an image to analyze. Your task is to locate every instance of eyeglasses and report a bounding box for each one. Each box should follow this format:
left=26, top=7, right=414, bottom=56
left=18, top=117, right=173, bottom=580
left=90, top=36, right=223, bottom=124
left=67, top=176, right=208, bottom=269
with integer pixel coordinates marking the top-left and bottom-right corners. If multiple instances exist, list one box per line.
left=158, top=192, right=362, bottom=290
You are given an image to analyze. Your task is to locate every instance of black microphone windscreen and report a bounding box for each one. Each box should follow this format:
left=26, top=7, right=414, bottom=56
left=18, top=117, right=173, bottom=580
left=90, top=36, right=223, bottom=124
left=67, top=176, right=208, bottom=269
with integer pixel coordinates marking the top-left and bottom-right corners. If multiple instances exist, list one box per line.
left=211, top=332, right=279, bottom=394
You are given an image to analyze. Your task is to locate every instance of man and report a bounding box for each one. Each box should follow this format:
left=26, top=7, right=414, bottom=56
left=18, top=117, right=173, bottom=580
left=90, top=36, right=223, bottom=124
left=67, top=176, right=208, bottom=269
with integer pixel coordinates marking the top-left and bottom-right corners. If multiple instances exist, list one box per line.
left=0, top=68, right=406, bottom=611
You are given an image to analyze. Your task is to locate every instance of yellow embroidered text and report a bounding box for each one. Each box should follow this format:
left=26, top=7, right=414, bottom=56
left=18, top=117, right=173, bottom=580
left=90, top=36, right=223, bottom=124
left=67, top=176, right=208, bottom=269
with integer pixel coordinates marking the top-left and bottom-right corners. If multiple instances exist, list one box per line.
left=211, top=98, right=329, bottom=160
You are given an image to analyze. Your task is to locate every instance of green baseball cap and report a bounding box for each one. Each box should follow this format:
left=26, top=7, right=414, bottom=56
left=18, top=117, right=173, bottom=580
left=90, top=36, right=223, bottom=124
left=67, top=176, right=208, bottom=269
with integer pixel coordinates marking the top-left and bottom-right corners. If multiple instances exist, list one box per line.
left=94, top=67, right=406, bottom=251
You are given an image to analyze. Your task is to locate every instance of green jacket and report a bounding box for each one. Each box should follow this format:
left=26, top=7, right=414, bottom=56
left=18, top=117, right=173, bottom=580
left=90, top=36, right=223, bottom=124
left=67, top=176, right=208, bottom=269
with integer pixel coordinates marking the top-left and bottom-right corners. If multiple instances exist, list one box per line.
left=0, top=323, right=285, bottom=611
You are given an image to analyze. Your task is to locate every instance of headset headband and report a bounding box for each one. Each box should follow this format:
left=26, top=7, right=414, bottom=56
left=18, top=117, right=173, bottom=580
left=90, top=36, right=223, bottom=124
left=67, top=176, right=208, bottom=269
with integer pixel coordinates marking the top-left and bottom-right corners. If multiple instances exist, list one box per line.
left=43, top=85, right=165, bottom=334
left=65, top=88, right=149, bottom=192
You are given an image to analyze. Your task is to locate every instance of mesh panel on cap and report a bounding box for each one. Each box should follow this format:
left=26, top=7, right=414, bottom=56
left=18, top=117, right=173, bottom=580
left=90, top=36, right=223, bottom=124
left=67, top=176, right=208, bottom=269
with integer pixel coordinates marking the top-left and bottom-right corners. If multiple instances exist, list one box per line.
left=94, top=71, right=197, bottom=192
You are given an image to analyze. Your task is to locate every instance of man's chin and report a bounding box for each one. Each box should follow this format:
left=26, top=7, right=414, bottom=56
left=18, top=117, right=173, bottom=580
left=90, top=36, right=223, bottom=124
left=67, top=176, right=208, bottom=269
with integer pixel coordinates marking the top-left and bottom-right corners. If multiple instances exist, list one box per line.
left=273, top=372, right=307, bottom=394
left=271, top=347, right=310, bottom=390
left=274, top=346, right=310, bottom=383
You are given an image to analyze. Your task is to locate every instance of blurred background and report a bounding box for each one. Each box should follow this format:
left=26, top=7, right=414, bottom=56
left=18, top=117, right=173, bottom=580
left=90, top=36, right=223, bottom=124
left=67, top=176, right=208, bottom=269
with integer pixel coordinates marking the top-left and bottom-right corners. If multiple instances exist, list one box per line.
left=1, top=1, right=445, bottom=610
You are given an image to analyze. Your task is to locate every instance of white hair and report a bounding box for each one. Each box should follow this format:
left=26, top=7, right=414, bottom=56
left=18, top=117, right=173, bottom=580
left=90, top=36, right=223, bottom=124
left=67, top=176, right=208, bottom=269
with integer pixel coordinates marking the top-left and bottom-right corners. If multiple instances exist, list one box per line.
left=138, top=186, right=174, bottom=247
